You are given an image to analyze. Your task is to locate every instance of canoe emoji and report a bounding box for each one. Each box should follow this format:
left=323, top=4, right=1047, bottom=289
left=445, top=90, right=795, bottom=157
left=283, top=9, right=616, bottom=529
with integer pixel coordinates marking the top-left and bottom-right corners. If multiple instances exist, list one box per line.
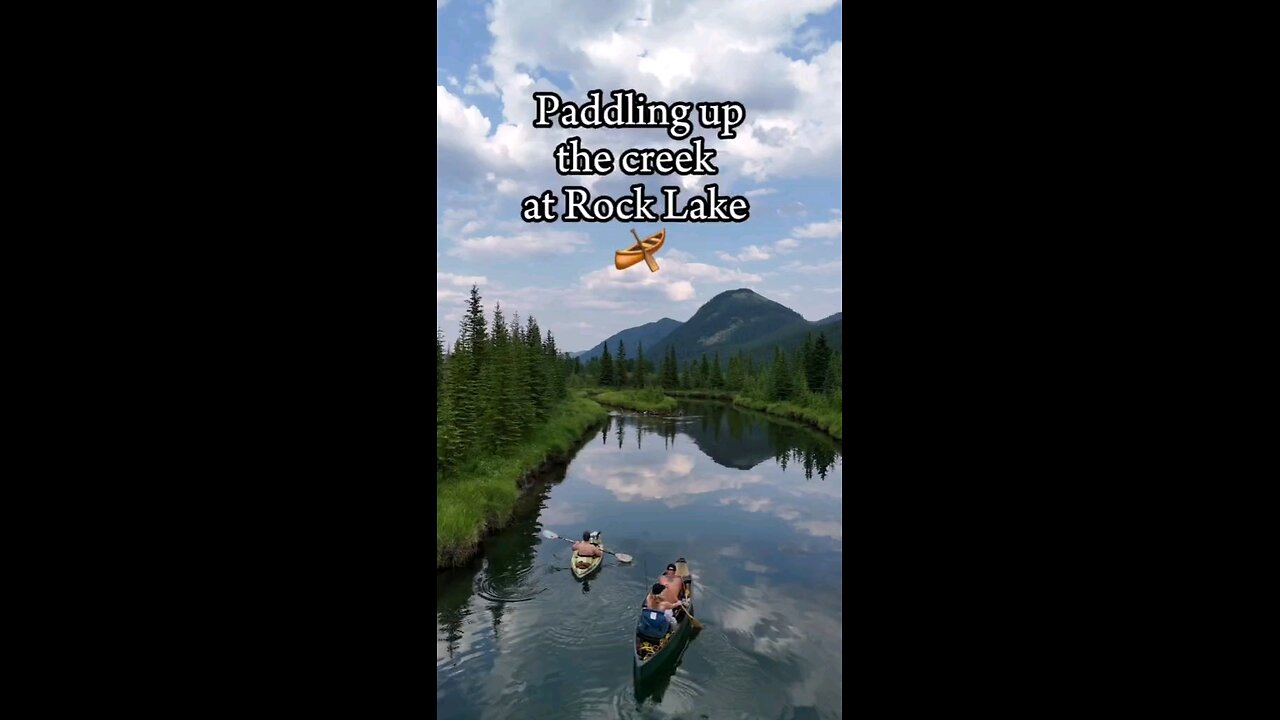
left=616, top=229, right=665, bottom=272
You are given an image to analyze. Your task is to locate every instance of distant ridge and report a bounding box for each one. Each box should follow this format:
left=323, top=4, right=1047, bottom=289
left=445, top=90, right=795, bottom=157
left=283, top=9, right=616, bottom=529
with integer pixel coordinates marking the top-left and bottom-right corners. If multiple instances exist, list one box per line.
left=573, top=317, right=683, bottom=361
left=576, top=289, right=841, bottom=367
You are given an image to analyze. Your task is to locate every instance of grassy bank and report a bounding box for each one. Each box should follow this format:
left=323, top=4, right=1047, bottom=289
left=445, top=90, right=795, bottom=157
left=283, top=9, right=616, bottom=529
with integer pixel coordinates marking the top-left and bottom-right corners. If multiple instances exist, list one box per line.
left=733, top=396, right=842, bottom=440
left=667, top=389, right=737, bottom=401
left=437, top=395, right=607, bottom=568
left=592, top=388, right=678, bottom=413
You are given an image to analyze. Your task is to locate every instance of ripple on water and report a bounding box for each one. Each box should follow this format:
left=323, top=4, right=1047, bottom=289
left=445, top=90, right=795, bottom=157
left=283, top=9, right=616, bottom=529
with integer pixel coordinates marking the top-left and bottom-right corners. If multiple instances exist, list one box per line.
left=474, top=564, right=547, bottom=603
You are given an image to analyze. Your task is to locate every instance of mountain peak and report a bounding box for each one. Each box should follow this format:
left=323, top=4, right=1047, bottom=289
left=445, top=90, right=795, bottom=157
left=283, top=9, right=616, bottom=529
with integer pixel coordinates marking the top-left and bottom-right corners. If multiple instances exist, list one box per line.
left=648, top=287, right=808, bottom=362
left=577, top=288, right=841, bottom=365
left=710, top=288, right=758, bottom=300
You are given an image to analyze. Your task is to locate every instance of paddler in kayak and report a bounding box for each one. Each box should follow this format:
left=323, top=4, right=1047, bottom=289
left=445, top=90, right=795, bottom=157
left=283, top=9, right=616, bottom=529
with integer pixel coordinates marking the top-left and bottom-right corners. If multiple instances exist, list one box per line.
left=571, top=531, right=602, bottom=558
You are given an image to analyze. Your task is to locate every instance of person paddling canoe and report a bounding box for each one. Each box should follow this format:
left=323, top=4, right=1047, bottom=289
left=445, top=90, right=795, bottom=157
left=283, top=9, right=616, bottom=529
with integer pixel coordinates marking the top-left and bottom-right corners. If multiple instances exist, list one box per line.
left=571, top=531, right=602, bottom=557
left=656, top=562, right=685, bottom=603
left=644, top=582, right=684, bottom=634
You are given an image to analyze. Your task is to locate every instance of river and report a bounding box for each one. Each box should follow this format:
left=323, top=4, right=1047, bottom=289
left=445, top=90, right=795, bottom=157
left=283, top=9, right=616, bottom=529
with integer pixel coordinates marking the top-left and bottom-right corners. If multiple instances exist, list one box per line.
left=436, top=400, right=844, bottom=719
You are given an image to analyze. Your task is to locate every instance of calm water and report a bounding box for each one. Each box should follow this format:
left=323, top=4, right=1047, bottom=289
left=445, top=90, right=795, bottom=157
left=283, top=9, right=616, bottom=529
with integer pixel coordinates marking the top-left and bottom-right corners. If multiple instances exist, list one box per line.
left=436, top=400, right=843, bottom=719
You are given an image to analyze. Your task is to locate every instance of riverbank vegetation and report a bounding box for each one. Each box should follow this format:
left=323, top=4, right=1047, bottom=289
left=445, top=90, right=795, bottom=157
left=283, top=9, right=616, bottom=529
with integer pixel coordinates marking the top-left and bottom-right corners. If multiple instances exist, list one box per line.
left=437, top=287, right=605, bottom=568
left=592, top=387, right=678, bottom=413
left=568, top=334, right=842, bottom=439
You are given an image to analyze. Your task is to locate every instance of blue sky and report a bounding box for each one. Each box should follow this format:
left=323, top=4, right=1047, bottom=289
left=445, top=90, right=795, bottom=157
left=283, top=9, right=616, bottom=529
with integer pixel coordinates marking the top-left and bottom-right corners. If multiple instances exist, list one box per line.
left=437, top=0, right=842, bottom=351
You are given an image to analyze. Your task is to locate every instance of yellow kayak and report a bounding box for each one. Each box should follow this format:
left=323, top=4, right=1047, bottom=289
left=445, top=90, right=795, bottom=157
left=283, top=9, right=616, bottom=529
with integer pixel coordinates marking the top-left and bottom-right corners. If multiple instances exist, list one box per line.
left=572, top=543, right=604, bottom=579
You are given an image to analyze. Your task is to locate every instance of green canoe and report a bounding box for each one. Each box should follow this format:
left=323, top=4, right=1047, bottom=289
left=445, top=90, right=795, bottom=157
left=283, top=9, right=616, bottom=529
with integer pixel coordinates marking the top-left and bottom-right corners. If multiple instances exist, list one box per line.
left=634, top=558, right=694, bottom=681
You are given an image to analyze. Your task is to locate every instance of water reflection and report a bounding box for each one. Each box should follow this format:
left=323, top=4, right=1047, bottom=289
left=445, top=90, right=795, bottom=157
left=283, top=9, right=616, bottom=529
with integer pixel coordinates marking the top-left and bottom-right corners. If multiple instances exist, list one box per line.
left=677, top=401, right=841, bottom=479
left=437, top=400, right=843, bottom=720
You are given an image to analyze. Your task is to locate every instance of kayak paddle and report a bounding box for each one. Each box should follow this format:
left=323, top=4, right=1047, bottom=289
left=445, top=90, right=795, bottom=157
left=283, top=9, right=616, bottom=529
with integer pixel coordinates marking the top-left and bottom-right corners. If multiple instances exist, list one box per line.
left=540, top=529, right=633, bottom=563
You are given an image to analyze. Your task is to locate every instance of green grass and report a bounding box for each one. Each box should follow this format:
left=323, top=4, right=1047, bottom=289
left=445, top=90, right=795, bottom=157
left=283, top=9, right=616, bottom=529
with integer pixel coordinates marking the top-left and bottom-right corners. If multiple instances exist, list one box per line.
left=592, top=388, right=678, bottom=413
left=733, top=396, right=842, bottom=440
left=436, top=395, right=607, bottom=568
left=666, top=389, right=737, bottom=401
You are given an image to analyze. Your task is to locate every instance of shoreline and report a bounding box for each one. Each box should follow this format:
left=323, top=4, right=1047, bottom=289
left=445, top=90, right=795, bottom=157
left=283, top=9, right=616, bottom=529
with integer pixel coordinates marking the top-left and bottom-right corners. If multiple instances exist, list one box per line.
left=436, top=395, right=607, bottom=569
left=667, top=390, right=842, bottom=440
left=591, top=389, right=678, bottom=414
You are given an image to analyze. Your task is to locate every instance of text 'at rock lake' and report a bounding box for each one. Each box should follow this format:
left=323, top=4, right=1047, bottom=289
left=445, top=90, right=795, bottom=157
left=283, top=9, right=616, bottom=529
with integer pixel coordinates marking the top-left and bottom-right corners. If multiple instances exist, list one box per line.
left=521, top=184, right=750, bottom=223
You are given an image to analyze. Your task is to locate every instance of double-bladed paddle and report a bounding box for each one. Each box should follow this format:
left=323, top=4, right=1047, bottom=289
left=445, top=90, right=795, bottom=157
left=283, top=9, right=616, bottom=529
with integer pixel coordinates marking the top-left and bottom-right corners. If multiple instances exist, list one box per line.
left=541, top=529, right=634, bottom=563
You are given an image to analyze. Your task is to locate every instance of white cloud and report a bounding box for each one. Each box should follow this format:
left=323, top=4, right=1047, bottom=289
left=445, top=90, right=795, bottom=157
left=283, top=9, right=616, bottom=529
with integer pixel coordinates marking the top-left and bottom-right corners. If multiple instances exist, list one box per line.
left=437, top=271, right=489, bottom=287
left=676, top=261, right=764, bottom=283
left=745, top=188, right=777, bottom=197
left=719, top=496, right=773, bottom=513
left=581, top=256, right=762, bottom=304
left=665, top=280, right=696, bottom=301
left=792, top=219, right=842, bottom=238
left=437, top=0, right=448, bottom=8
left=436, top=86, right=490, bottom=142
left=580, top=456, right=766, bottom=504
left=795, top=520, right=842, bottom=540
left=481, top=0, right=842, bottom=182
left=717, top=244, right=772, bottom=262
left=785, top=258, right=841, bottom=275
left=447, top=230, right=590, bottom=260
left=720, top=237, right=800, bottom=261
left=463, top=64, right=499, bottom=96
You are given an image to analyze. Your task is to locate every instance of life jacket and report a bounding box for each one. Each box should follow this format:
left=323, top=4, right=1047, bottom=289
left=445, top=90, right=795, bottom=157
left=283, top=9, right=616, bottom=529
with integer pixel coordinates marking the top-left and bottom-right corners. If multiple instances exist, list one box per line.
left=637, top=607, right=669, bottom=639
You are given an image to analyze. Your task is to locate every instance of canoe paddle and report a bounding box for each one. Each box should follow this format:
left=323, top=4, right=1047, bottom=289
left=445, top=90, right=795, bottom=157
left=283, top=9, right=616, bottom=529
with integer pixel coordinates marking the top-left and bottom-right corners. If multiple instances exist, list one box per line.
left=631, top=229, right=661, bottom=272
left=540, top=529, right=634, bottom=563
left=673, top=568, right=703, bottom=631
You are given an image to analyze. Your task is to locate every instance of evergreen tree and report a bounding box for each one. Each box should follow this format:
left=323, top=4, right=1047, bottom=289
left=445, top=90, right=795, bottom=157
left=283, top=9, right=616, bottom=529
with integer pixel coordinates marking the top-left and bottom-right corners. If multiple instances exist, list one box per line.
left=525, top=315, right=549, bottom=421
left=798, top=334, right=814, bottom=391
left=485, top=302, right=520, bottom=450
left=463, top=285, right=488, bottom=365
left=726, top=352, right=745, bottom=391
left=698, top=354, right=710, bottom=388
left=599, top=343, right=613, bottom=386
left=436, top=328, right=444, bottom=404
left=616, top=339, right=627, bottom=388
left=792, top=358, right=809, bottom=397
left=509, top=313, right=533, bottom=434
left=808, top=333, right=831, bottom=392
left=636, top=341, right=646, bottom=388
left=824, top=351, right=841, bottom=393
left=769, top=347, right=793, bottom=401
left=710, top=352, right=724, bottom=389
left=446, top=286, right=489, bottom=460
left=546, top=331, right=566, bottom=400
left=661, top=345, right=679, bottom=389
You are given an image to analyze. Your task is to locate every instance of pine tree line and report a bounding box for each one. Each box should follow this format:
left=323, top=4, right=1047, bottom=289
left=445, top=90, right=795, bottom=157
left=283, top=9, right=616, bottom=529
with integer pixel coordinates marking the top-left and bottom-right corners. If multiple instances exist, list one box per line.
left=437, top=286, right=575, bottom=480
left=573, top=331, right=841, bottom=414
